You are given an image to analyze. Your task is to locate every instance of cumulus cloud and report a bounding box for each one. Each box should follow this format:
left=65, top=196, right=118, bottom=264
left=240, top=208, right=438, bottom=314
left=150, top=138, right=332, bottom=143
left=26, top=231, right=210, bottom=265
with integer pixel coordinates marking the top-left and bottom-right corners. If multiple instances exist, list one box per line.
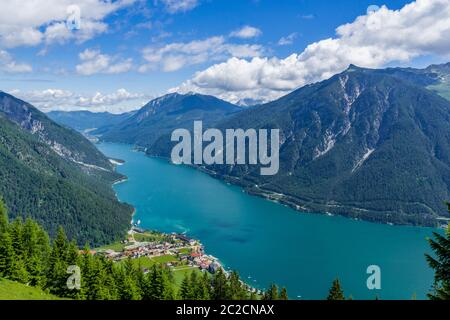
left=0, top=50, right=32, bottom=73
left=278, top=33, right=298, bottom=46
left=174, top=0, right=450, bottom=104
left=160, top=0, right=200, bottom=13
left=229, top=26, right=262, bottom=39
left=0, top=0, right=135, bottom=48
left=76, top=49, right=133, bottom=75
left=139, top=36, right=264, bottom=72
left=9, top=88, right=151, bottom=113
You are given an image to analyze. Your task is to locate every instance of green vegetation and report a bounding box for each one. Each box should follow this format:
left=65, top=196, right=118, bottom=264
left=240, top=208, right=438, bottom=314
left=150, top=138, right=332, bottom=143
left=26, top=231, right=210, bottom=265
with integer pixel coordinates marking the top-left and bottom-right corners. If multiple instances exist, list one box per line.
left=428, top=83, right=450, bottom=102
left=0, top=278, right=62, bottom=300
left=262, top=284, right=289, bottom=301
left=95, top=241, right=128, bottom=252
left=426, top=203, right=450, bottom=300
left=205, top=67, right=450, bottom=226
left=94, top=65, right=450, bottom=227
left=47, top=110, right=133, bottom=132
left=0, top=92, right=133, bottom=246
left=0, top=199, right=284, bottom=300
left=133, top=231, right=171, bottom=243
left=327, top=279, right=345, bottom=300
left=97, top=92, right=241, bottom=158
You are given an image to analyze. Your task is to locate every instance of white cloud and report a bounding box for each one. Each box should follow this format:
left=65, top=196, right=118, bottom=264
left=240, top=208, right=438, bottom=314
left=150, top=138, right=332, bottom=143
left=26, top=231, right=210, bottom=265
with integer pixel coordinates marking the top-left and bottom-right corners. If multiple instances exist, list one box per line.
left=160, top=0, right=200, bottom=13
left=0, top=0, right=136, bottom=48
left=174, top=0, right=450, bottom=104
left=10, top=88, right=151, bottom=113
left=230, top=26, right=262, bottom=39
left=76, top=49, right=133, bottom=75
left=0, top=50, right=32, bottom=73
left=278, top=33, right=298, bottom=46
left=139, top=36, right=264, bottom=72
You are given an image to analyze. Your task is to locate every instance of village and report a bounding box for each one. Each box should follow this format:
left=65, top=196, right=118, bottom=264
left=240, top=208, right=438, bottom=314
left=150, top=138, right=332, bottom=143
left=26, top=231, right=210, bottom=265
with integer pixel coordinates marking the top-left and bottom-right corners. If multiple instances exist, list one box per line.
left=95, top=226, right=261, bottom=295
left=98, top=227, right=223, bottom=274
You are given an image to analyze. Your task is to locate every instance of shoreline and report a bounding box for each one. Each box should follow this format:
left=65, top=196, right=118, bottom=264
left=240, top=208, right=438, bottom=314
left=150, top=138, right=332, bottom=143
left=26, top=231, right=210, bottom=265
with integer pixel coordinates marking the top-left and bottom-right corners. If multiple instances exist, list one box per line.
left=103, top=143, right=445, bottom=230
left=106, top=154, right=261, bottom=293
left=136, top=149, right=444, bottom=229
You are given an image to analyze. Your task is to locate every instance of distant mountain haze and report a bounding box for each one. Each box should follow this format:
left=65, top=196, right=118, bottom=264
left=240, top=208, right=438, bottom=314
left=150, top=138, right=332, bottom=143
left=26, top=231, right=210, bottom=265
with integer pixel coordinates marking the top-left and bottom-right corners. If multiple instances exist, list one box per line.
left=47, top=110, right=136, bottom=132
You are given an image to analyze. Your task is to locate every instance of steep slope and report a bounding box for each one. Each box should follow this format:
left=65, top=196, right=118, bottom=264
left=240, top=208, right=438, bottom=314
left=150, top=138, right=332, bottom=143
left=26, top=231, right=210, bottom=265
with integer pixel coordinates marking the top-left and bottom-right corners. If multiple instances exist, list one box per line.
left=47, top=110, right=135, bottom=132
left=0, top=92, right=133, bottom=245
left=96, top=92, right=242, bottom=155
left=205, top=66, right=450, bottom=226
left=0, top=278, right=62, bottom=300
left=0, top=92, right=114, bottom=172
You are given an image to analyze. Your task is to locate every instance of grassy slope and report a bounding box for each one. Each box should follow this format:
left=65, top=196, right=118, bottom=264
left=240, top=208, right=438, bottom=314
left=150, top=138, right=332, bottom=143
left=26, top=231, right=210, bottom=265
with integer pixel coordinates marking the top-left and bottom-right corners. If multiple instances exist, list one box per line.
left=0, top=278, right=61, bottom=300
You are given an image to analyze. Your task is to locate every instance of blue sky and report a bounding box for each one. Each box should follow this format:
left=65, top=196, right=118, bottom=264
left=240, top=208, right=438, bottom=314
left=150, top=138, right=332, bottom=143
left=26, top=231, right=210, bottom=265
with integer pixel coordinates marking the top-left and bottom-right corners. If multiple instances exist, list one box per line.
left=0, top=0, right=449, bottom=112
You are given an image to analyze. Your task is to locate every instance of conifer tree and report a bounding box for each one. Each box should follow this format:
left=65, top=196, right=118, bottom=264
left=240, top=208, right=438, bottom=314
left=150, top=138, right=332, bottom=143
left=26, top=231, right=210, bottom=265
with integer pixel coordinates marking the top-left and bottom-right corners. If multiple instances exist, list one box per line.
left=0, top=231, right=15, bottom=278
left=179, top=273, right=192, bottom=300
left=0, top=199, right=8, bottom=233
left=263, top=284, right=279, bottom=300
left=10, top=257, right=29, bottom=283
left=280, top=287, right=289, bottom=300
left=212, top=269, right=229, bottom=300
left=426, top=207, right=450, bottom=300
left=46, top=227, right=71, bottom=296
left=327, top=278, right=345, bottom=300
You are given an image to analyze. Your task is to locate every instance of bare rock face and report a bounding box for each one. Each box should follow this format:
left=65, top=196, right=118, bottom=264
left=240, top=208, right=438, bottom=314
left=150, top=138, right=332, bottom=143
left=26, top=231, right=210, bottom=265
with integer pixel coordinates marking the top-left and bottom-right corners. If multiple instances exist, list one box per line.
left=0, top=91, right=113, bottom=171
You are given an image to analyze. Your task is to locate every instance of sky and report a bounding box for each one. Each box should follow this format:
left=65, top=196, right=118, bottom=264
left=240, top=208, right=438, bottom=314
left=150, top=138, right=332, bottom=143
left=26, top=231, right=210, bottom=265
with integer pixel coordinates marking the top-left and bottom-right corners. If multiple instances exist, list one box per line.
left=0, top=0, right=449, bottom=113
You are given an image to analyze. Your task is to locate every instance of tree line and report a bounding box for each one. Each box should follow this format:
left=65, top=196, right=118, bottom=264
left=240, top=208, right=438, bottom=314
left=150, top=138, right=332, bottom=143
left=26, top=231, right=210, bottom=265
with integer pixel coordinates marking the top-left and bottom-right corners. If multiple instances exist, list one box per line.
left=0, top=199, right=288, bottom=300
left=1, top=198, right=448, bottom=300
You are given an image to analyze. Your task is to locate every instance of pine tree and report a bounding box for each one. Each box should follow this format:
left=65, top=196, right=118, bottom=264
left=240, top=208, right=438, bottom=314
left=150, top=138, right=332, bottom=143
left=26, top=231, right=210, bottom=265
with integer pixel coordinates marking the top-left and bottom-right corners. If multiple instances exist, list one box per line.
left=263, top=284, right=279, bottom=300
left=148, top=265, right=165, bottom=300
left=229, top=271, right=247, bottom=299
left=46, top=227, right=71, bottom=296
left=426, top=208, right=450, bottom=300
left=0, top=231, right=15, bottom=278
left=212, top=269, right=229, bottom=300
left=280, top=287, right=288, bottom=300
left=23, top=218, right=48, bottom=287
left=9, top=218, right=25, bottom=258
left=10, top=257, right=29, bottom=283
left=0, top=199, right=8, bottom=233
left=327, top=278, right=345, bottom=300
left=179, top=273, right=193, bottom=299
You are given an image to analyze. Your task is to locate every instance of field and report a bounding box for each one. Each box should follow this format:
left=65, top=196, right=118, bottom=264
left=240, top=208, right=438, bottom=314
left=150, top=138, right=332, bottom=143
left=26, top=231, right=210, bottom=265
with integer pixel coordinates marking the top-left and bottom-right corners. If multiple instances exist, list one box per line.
left=0, top=278, right=62, bottom=300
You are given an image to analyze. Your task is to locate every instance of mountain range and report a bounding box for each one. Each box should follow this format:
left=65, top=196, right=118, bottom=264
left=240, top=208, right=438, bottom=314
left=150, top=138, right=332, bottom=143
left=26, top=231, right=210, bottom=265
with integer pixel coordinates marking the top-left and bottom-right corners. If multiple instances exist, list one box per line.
left=47, top=110, right=135, bottom=132
left=88, top=63, right=450, bottom=227
left=0, top=91, right=132, bottom=246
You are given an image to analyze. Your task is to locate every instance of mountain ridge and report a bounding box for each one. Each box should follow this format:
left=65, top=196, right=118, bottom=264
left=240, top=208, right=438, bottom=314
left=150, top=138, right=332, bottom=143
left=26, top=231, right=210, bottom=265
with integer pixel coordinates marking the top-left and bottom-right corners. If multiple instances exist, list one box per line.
left=0, top=91, right=133, bottom=245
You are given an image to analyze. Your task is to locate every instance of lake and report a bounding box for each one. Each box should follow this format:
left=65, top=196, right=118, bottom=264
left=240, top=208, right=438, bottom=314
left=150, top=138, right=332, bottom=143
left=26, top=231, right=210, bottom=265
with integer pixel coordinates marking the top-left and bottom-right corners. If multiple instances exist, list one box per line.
left=98, top=142, right=440, bottom=300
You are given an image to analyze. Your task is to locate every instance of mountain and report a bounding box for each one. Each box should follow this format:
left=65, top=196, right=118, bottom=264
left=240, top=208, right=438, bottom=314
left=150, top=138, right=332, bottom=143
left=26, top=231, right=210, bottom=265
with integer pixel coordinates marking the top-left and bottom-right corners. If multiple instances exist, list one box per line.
left=47, top=110, right=135, bottom=132
left=204, top=65, right=450, bottom=226
left=96, top=92, right=242, bottom=154
left=0, top=91, right=133, bottom=245
left=91, top=65, right=450, bottom=227
left=377, top=62, right=450, bottom=101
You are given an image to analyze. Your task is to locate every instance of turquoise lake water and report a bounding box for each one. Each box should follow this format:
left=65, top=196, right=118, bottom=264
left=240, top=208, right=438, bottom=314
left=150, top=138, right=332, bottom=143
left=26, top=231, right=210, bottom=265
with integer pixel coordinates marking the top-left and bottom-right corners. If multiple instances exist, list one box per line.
left=98, top=142, right=440, bottom=300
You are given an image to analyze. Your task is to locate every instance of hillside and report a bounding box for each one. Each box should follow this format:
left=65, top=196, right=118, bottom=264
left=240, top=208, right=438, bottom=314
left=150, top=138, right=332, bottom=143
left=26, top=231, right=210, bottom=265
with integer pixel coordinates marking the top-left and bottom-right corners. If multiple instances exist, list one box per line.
left=0, top=92, right=133, bottom=246
left=205, top=66, right=450, bottom=226
left=96, top=92, right=242, bottom=155
left=0, top=278, right=61, bottom=300
left=47, top=110, right=135, bottom=132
